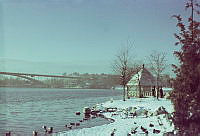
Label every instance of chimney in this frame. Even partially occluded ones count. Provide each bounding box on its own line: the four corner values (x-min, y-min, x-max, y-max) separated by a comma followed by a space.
142, 64, 144, 69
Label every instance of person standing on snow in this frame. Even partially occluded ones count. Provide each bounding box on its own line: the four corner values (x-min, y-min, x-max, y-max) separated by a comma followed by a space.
156, 87, 159, 99
160, 87, 164, 98
152, 86, 155, 97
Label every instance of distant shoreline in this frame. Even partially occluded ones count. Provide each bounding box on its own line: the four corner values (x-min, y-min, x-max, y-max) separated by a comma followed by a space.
0, 86, 113, 90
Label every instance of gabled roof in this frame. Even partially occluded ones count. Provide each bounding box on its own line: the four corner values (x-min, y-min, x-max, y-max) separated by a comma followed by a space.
127, 67, 156, 86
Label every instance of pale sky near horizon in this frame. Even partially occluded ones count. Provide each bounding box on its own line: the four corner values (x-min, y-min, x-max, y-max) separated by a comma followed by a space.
0, 0, 190, 74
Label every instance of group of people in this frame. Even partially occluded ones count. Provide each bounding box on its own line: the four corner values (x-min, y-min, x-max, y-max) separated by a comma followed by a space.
151, 86, 164, 98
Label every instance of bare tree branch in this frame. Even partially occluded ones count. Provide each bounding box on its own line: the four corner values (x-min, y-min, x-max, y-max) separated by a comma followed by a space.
112, 40, 136, 101
147, 51, 167, 87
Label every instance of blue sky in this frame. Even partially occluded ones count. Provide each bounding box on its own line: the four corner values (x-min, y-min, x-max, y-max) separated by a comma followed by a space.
0, 0, 189, 74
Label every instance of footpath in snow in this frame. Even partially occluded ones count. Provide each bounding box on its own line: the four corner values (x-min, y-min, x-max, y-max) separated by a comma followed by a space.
54, 97, 175, 136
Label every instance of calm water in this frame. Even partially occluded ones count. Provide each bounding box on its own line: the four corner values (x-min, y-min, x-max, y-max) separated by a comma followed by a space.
0, 88, 122, 136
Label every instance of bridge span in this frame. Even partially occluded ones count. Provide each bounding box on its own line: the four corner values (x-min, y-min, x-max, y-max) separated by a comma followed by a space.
0, 72, 83, 88
0, 72, 80, 79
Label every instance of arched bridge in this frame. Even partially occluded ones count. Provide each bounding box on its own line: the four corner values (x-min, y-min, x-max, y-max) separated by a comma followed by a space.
0, 72, 80, 79
0, 72, 81, 87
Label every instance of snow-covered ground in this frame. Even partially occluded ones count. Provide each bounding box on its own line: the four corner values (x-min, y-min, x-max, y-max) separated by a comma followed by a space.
54, 97, 175, 136
163, 87, 173, 92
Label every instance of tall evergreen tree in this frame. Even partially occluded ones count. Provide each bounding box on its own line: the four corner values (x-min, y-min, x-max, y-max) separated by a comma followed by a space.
172, 0, 200, 135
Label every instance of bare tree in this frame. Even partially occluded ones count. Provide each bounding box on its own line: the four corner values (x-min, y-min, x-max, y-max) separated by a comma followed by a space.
147, 51, 167, 97
112, 40, 135, 101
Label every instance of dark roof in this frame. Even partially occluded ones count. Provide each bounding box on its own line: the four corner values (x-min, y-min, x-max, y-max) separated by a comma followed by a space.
127, 67, 156, 86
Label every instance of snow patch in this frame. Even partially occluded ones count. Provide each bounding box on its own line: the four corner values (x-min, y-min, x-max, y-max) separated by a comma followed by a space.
54, 98, 175, 136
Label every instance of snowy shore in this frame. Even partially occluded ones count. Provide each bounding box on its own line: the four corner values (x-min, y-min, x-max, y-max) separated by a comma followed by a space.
54, 97, 175, 136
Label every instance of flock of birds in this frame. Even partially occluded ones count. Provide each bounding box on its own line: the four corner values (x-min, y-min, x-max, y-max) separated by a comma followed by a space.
110, 123, 162, 136
5, 111, 100, 136
109, 106, 175, 136
5, 106, 174, 136
5, 126, 55, 136
33, 126, 53, 136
